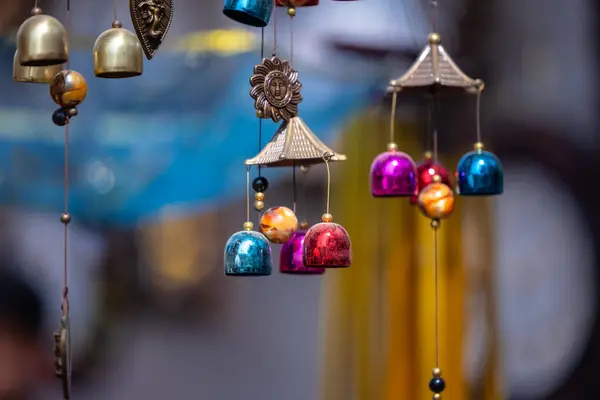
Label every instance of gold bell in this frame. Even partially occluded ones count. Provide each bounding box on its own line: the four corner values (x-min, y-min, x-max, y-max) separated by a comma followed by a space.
93, 21, 143, 78
13, 50, 62, 83
16, 7, 68, 66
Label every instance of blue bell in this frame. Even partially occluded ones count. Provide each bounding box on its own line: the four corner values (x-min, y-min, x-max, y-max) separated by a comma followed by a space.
223, 0, 274, 28
224, 223, 272, 276
456, 142, 503, 196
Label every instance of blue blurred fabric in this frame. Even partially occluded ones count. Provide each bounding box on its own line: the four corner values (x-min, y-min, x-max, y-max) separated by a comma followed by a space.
0, 40, 377, 226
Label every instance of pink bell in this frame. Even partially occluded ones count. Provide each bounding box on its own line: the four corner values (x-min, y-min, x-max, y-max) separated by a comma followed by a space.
303, 214, 351, 268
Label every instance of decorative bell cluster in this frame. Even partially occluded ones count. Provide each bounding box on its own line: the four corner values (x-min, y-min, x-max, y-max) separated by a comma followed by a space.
222, 0, 354, 277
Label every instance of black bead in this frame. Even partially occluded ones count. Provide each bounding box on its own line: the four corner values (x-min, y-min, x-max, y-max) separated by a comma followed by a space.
252, 176, 269, 192
52, 108, 68, 126
429, 377, 445, 393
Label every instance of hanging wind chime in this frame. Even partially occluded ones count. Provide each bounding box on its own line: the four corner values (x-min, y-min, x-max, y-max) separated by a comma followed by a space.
13, 0, 171, 396
222, 0, 352, 276
370, 0, 504, 398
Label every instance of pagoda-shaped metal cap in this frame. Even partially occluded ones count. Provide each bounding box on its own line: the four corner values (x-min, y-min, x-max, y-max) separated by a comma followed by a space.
388, 33, 484, 95
245, 116, 346, 167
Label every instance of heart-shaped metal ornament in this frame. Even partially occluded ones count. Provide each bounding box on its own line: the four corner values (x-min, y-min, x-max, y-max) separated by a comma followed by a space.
129, 0, 174, 60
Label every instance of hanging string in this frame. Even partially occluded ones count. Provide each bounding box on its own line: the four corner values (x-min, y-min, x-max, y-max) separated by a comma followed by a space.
430, 0, 438, 32
300, 166, 308, 222
66, 0, 71, 69
272, 0, 277, 55
433, 226, 440, 368
62, 123, 70, 315
292, 163, 297, 213
389, 91, 398, 144
246, 167, 251, 222
475, 90, 482, 143
258, 27, 265, 178
289, 10, 294, 65
113, 0, 117, 21
34, 0, 40, 8
323, 153, 331, 214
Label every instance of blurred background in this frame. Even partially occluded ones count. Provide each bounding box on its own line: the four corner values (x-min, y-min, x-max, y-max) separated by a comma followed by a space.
0, 0, 599, 399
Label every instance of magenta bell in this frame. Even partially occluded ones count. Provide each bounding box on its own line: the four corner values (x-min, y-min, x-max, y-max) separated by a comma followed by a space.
280, 230, 325, 275
370, 143, 417, 197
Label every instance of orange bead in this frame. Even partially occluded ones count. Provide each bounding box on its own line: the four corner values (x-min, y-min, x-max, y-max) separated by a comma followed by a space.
417, 182, 454, 219
259, 206, 298, 243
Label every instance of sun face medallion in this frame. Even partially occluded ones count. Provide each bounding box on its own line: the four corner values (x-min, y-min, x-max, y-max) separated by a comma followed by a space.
250, 55, 302, 123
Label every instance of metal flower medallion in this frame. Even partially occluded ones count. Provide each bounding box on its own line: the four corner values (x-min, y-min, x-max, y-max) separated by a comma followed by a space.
250, 55, 302, 123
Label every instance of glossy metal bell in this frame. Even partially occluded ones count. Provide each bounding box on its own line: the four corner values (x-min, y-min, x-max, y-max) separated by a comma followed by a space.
224, 224, 272, 276
280, 230, 325, 274
93, 21, 143, 78
410, 152, 451, 204
456, 142, 503, 196
370, 143, 417, 197
223, 0, 274, 28
17, 7, 68, 67
303, 214, 351, 268
13, 50, 62, 83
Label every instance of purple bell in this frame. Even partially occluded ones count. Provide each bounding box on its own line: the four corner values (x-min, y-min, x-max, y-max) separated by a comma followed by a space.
279, 229, 325, 275
370, 143, 417, 197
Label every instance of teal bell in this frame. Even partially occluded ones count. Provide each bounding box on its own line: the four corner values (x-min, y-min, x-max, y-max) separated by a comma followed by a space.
223, 0, 274, 28
224, 224, 272, 276
456, 142, 503, 196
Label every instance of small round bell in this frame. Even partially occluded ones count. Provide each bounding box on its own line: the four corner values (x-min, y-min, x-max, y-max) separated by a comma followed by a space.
456, 142, 503, 196
223, 0, 274, 28
17, 7, 68, 67
93, 21, 143, 78
370, 143, 417, 197
13, 50, 62, 83
225, 222, 272, 276
275, 0, 318, 6
280, 230, 325, 274
49, 70, 87, 108
410, 152, 451, 204
303, 214, 351, 268
259, 206, 298, 244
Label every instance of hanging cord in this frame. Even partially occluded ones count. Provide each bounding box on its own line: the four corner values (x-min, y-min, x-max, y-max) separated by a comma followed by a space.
322, 153, 331, 215
389, 91, 398, 144
289, 9, 294, 65
475, 89, 482, 143
300, 166, 308, 222
257, 27, 265, 178
62, 124, 70, 315
34, 0, 39, 9
272, 0, 277, 55
61, 0, 73, 317
113, 0, 117, 21
433, 226, 440, 368
430, 0, 438, 32
66, 0, 71, 69
292, 163, 297, 214
246, 167, 251, 223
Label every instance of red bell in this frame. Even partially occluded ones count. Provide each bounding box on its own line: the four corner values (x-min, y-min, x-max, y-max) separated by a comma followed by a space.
275, 0, 318, 6
409, 152, 451, 204
303, 214, 351, 268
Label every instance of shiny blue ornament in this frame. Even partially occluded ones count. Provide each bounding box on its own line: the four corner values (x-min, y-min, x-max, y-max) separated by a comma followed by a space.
224, 230, 272, 276
223, 0, 274, 28
456, 145, 503, 196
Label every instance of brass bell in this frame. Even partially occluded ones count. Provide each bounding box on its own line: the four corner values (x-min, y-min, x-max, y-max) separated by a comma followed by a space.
13, 50, 62, 83
16, 7, 68, 67
93, 21, 143, 78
